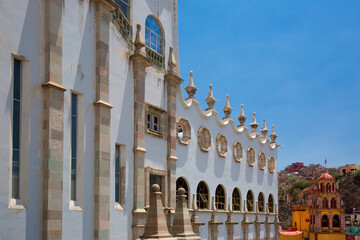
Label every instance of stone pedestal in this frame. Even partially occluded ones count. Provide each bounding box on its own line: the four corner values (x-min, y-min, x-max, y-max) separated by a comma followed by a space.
208, 196, 223, 240
225, 201, 239, 240
190, 194, 205, 236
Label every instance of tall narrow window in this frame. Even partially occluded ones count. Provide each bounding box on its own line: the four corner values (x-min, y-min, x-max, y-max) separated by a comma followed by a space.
176, 177, 189, 207
115, 145, 121, 203
258, 192, 264, 212
145, 16, 163, 55
71, 93, 77, 201
246, 190, 254, 212
12, 59, 21, 199
268, 194, 274, 213
215, 185, 226, 210
196, 181, 209, 209
114, 0, 130, 19
232, 188, 241, 211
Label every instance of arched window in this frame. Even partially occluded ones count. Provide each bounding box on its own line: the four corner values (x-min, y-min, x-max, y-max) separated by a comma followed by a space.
232, 188, 241, 211
333, 215, 340, 228
196, 181, 209, 209
331, 198, 337, 208
321, 183, 324, 192
322, 198, 328, 208
145, 16, 163, 55
321, 215, 328, 228
258, 192, 265, 212
247, 190, 254, 212
326, 183, 331, 192
233, 141, 243, 162
114, 0, 130, 19
332, 183, 335, 192
215, 185, 226, 210
176, 177, 189, 207
268, 194, 274, 213
247, 147, 255, 166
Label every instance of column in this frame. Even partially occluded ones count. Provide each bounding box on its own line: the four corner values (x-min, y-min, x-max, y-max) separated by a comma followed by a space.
93, 1, 115, 239
131, 25, 151, 239
164, 46, 183, 211
42, 0, 65, 239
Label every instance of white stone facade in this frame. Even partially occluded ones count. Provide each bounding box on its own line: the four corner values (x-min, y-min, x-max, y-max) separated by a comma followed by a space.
0, 0, 278, 239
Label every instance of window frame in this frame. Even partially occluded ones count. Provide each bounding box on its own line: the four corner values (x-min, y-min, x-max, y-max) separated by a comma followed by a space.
232, 188, 241, 211
176, 177, 190, 208
196, 181, 209, 210
145, 15, 164, 55
215, 185, 226, 210
246, 190, 254, 212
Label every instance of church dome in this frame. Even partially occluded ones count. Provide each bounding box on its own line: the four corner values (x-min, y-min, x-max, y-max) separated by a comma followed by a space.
318, 171, 333, 180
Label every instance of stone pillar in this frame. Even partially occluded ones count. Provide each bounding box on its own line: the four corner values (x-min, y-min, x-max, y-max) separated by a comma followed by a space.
141, 184, 176, 240
208, 196, 223, 240
93, 1, 115, 239
242, 200, 250, 240
164, 47, 183, 213
131, 24, 152, 239
274, 205, 280, 240
265, 204, 272, 240
42, 0, 65, 239
190, 193, 205, 236
171, 188, 200, 239
254, 203, 263, 240
225, 200, 238, 240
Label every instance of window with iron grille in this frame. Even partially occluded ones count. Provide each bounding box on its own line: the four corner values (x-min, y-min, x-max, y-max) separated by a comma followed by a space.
71, 93, 78, 201
268, 194, 274, 213
176, 177, 189, 207
232, 188, 241, 211
215, 185, 226, 210
247, 190, 254, 212
196, 181, 209, 209
258, 192, 264, 212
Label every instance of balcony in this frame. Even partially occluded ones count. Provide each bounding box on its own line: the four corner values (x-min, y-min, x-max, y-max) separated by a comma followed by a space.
111, 8, 132, 46
145, 47, 165, 69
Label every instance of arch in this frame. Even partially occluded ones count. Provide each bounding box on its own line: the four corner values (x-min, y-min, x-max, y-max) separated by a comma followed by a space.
246, 190, 254, 212
321, 183, 324, 192
322, 197, 328, 208
333, 215, 340, 228
176, 177, 189, 207
145, 15, 164, 55
331, 198, 337, 208
258, 192, 265, 212
232, 188, 241, 211
321, 215, 329, 228
215, 184, 226, 210
196, 181, 209, 209
332, 183, 335, 192
268, 194, 274, 213
326, 183, 331, 192
247, 147, 255, 166
258, 152, 266, 170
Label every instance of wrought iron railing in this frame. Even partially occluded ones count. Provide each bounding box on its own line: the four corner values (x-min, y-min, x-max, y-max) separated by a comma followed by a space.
111, 8, 132, 46
145, 47, 165, 69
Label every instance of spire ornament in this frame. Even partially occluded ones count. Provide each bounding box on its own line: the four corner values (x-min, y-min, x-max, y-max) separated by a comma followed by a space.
269, 124, 278, 143
167, 46, 177, 73
222, 94, 233, 120
237, 104, 247, 127
134, 24, 145, 52
260, 119, 269, 138
184, 71, 198, 100
205, 84, 217, 111
249, 112, 259, 136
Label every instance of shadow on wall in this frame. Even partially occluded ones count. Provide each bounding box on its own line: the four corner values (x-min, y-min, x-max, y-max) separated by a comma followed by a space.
195, 146, 209, 173
257, 168, 264, 185
214, 155, 225, 178
246, 165, 254, 183
230, 155, 241, 182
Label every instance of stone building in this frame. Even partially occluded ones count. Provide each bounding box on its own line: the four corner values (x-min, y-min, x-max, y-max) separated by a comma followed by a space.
339, 164, 360, 176
0, 0, 279, 239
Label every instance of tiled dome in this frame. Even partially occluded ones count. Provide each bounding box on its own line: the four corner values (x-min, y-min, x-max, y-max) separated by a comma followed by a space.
318, 171, 333, 180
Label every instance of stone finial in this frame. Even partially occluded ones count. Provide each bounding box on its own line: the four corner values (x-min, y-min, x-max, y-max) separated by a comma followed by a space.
222, 94, 233, 120
237, 104, 247, 127
260, 119, 269, 138
205, 84, 217, 111
184, 71, 198, 100
190, 193, 205, 236
211, 196, 217, 212
270, 124, 278, 143
134, 24, 145, 51
140, 184, 175, 240
249, 112, 259, 136
167, 46, 177, 72
171, 188, 200, 239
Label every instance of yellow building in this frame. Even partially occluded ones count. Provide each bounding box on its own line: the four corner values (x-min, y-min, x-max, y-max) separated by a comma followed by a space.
292, 205, 310, 231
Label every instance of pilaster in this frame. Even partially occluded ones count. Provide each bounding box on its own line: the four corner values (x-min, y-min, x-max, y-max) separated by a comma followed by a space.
42, 0, 65, 239
93, 1, 115, 240
131, 25, 152, 239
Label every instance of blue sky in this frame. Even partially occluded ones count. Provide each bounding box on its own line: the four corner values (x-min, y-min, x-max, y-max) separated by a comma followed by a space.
177, 1, 360, 170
